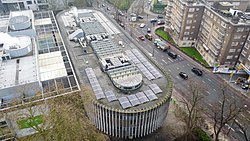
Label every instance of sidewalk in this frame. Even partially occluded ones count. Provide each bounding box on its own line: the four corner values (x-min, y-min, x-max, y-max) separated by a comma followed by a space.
172, 88, 230, 141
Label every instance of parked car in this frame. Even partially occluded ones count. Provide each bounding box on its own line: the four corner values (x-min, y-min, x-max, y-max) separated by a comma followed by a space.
138, 35, 145, 41
147, 28, 151, 33
179, 72, 188, 79
168, 51, 177, 59
119, 23, 125, 28
157, 15, 164, 19
191, 68, 203, 76
150, 19, 157, 23
107, 7, 111, 11
137, 15, 144, 19
157, 20, 165, 25
145, 34, 153, 41
140, 23, 146, 28
102, 4, 106, 7
241, 83, 249, 90
130, 13, 136, 17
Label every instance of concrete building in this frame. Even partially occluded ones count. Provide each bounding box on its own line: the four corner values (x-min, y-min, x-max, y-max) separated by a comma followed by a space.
0, 0, 49, 12
170, 0, 204, 47
0, 10, 79, 109
60, 8, 173, 139
165, 0, 173, 26
196, 4, 250, 67
238, 33, 250, 67
205, 0, 250, 12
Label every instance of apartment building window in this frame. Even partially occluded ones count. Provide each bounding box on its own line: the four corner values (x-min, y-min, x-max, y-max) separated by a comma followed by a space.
237, 27, 244, 32
191, 32, 194, 34
193, 20, 197, 23
234, 55, 238, 58
189, 37, 193, 40
240, 42, 244, 46
237, 49, 241, 52
226, 56, 233, 59
27, 1, 32, 4
214, 16, 217, 21
189, 8, 195, 12
242, 35, 247, 39
244, 43, 249, 49
229, 49, 236, 53
231, 42, 238, 46
184, 32, 189, 35
242, 50, 247, 56
188, 14, 194, 18
183, 37, 189, 40
248, 55, 250, 61
192, 26, 195, 28
210, 14, 213, 18
233, 35, 241, 39
246, 28, 250, 31
186, 20, 192, 24
185, 26, 191, 30
196, 8, 199, 11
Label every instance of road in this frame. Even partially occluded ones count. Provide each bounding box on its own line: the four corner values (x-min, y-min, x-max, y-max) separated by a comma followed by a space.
97, 1, 250, 140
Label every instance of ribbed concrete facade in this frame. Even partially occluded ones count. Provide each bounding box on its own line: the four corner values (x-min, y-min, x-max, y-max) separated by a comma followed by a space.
91, 97, 171, 139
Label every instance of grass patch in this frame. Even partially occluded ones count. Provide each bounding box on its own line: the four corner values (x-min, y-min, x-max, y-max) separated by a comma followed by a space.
180, 47, 209, 67
17, 115, 43, 129
107, 0, 134, 10
155, 27, 176, 45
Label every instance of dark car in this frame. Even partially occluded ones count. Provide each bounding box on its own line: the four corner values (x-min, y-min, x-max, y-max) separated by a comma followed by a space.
179, 72, 188, 79
191, 68, 203, 76
241, 83, 249, 90
168, 51, 177, 59
137, 15, 144, 19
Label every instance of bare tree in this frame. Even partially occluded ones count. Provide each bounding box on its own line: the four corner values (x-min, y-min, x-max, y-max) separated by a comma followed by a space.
175, 79, 205, 141
234, 115, 250, 141
211, 84, 247, 141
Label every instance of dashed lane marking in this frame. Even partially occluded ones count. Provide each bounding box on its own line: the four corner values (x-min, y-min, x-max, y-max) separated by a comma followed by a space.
162, 59, 168, 64
202, 80, 205, 83
176, 67, 179, 70
208, 79, 212, 82
187, 64, 190, 66
207, 91, 210, 94
213, 89, 216, 92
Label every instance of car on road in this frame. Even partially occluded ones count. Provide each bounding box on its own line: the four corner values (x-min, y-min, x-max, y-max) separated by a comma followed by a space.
168, 51, 177, 59
157, 20, 165, 25
157, 15, 164, 19
145, 34, 153, 41
140, 23, 146, 28
150, 19, 157, 23
147, 28, 151, 33
191, 68, 203, 76
179, 72, 188, 79
137, 15, 144, 19
102, 4, 105, 7
107, 7, 111, 11
241, 83, 249, 90
138, 35, 145, 41
119, 23, 125, 28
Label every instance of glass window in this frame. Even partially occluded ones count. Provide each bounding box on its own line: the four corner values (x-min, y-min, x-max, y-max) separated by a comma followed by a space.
27, 1, 32, 4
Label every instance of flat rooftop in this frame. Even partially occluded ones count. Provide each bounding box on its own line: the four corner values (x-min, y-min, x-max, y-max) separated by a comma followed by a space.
0, 56, 37, 89
66, 9, 170, 110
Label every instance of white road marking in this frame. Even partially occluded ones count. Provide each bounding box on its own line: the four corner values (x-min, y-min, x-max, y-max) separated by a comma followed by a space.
219, 101, 222, 104
162, 59, 168, 64
247, 110, 250, 115
202, 80, 205, 83
161, 55, 164, 58
182, 66, 185, 68
176, 76, 180, 79
176, 67, 179, 70
187, 64, 190, 66
208, 79, 212, 82
160, 63, 163, 65
231, 95, 235, 99
213, 89, 216, 92
209, 103, 212, 107
241, 114, 246, 118
207, 91, 210, 94
168, 69, 171, 72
